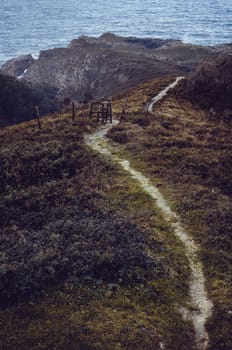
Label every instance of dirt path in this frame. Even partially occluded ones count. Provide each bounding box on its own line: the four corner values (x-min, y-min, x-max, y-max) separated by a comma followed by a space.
85, 78, 213, 350
147, 76, 185, 113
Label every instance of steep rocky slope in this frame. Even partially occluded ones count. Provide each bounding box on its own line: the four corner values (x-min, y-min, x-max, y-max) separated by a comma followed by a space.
21, 45, 181, 101
1, 33, 229, 128
1, 54, 35, 77
1, 33, 220, 102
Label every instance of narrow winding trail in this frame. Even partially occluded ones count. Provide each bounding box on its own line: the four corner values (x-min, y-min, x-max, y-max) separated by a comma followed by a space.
147, 76, 185, 113
85, 78, 213, 350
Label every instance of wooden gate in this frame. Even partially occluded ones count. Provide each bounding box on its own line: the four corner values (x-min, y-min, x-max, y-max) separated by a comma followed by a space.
89, 99, 112, 123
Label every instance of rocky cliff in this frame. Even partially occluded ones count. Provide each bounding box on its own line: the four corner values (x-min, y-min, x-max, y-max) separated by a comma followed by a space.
1, 33, 220, 102
1, 33, 230, 126
1, 54, 35, 78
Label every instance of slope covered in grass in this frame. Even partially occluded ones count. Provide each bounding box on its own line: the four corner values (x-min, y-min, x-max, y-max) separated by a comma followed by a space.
0, 109, 194, 349
2, 65, 231, 348
109, 75, 232, 350
186, 54, 232, 111
0, 71, 58, 127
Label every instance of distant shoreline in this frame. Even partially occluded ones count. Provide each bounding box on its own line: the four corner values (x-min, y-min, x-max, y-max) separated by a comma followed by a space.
1, 0, 231, 67
1, 34, 232, 68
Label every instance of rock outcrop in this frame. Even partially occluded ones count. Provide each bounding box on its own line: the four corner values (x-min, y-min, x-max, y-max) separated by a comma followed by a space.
23, 46, 182, 101
1, 54, 35, 78
1, 34, 230, 126
1, 33, 219, 102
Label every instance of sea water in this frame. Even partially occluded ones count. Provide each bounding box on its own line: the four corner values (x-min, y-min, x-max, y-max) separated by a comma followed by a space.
0, 0, 231, 66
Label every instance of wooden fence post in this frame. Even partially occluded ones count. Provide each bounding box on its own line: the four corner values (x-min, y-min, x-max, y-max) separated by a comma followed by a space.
72, 101, 75, 124
89, 102, 93, 119
120, 97, 128, 122
145, 103, 149, 116
97, 105, 101, 122
101, 101, 105, 123
107, 98, 112, 123
35, 106, 41, 129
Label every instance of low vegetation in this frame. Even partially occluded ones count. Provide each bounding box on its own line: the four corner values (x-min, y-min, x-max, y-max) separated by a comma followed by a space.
181, 54, 232, 113
109, 73, 232, 349
0, 72, 58, 127
1, 57, 231, 348
0, 109, 193, 349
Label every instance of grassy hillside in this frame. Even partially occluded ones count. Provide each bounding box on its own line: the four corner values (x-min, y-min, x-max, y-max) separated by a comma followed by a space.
0, 71, 58, 127
109, 75, 232, 350
0, 108, 194, 349
1, 68, 231, 349
184, 54, 232, 112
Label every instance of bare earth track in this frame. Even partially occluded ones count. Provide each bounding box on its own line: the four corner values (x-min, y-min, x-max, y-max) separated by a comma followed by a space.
85, 78, 213, 350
